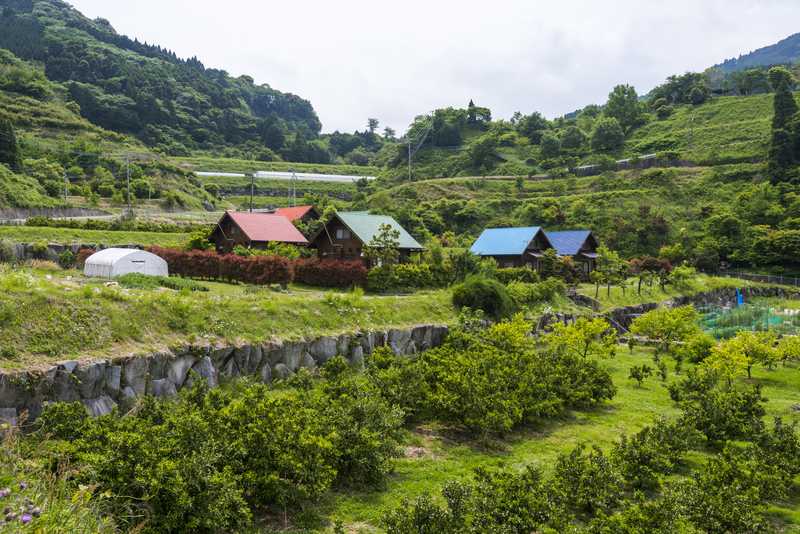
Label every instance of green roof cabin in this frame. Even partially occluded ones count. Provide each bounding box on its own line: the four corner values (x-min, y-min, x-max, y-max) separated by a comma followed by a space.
311, 211, 423, 264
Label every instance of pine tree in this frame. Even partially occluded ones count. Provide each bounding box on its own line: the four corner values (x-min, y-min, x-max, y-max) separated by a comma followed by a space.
768, 67, 799, 179
0, 119, 21, 171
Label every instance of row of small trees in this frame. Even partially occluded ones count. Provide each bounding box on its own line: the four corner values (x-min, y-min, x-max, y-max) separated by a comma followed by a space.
382, 309, 800, 533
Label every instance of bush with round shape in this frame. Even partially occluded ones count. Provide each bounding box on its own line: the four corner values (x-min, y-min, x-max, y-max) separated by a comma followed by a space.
451, 276, 514, 319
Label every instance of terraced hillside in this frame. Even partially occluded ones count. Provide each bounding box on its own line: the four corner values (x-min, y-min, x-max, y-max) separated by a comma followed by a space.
369, 162, 798, 270
624, 93, 778, 164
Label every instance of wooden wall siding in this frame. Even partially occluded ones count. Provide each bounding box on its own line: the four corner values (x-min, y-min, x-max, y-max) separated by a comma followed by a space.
313, 218, 364, 260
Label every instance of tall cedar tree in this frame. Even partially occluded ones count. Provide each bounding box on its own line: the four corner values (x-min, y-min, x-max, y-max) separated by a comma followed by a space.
768, 67, 799, 181
0, 119, 21, 171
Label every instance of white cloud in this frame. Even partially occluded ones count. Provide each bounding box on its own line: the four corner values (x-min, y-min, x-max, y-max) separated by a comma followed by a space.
68, 0, 799, 133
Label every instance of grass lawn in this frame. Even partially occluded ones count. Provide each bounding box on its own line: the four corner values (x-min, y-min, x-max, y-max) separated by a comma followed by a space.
0, 226, 192, 248
313, 347, 800, 533
0, 267, 456, 370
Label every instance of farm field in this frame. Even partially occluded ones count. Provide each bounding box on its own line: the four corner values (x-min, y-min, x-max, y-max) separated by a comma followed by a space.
318, 347, 800, 533
0, 225, 193, 248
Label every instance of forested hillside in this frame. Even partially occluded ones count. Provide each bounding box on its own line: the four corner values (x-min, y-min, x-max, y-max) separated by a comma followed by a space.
717, 32, 800, 73
0, 0, 320, 158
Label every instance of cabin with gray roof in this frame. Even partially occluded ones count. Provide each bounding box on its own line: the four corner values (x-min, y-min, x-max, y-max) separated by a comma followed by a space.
545, 230, 599, 275
469, 226, 553, 268
311, 211, 423, 264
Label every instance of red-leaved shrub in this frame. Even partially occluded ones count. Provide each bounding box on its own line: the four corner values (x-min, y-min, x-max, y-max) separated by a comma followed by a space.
294, 258, 367, 288
148, 247, 292, 286
75, 248, 96, 269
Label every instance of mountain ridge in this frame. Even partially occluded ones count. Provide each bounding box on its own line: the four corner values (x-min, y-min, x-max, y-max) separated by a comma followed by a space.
716, 32, 800, 73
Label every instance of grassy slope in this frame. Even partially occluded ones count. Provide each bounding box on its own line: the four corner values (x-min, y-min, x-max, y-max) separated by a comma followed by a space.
0, 225, 192, 247
625, 93, 783, 164
0, 267, 455, 370
577, 274, 752, 311
321, 349, 800, 533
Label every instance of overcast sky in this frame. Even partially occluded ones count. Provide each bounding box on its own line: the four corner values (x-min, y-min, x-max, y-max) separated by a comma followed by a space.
68, 0, 799, 134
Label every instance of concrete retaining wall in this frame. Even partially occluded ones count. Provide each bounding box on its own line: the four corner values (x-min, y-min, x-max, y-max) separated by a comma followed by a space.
0, 324, 449, 425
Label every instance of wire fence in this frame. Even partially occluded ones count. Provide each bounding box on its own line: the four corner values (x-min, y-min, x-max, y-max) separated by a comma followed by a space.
719, 271, 800, 287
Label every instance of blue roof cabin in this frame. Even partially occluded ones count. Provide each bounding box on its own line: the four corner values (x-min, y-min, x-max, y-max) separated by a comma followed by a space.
545, 230, 599, 274
470, 226, 553, 268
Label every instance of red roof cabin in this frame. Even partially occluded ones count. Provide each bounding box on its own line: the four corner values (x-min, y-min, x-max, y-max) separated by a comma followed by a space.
272, 205, 320, 224
210, 211, 309, 253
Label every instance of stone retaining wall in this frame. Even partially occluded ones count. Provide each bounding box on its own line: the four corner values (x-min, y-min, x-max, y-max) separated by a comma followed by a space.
0, 324, 449, 425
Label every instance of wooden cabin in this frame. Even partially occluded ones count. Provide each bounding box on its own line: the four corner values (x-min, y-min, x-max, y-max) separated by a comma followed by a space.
310, 211, 423, 264
272, 205, 320, 224
469, 227, 553, 268
209, 211, 309, 253
545, 230, 599, 275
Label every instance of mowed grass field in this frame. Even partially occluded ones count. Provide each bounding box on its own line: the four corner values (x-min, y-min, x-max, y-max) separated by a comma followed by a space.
311, 347, 800, 533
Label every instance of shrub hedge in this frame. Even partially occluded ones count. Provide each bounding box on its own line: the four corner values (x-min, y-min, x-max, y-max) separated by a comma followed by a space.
149, 247, 369, 288
149, 247, 293, 286
294, 258, 367, 288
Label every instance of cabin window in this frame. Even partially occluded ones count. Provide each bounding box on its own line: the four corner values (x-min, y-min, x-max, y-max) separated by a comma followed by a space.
336, 228, 350, 240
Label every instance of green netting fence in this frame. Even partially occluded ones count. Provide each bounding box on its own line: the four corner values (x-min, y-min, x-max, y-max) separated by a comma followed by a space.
699, 302, 800, 339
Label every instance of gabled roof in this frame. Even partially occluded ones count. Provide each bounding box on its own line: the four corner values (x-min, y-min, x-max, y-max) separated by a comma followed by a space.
223, 211, 309, 244
273, 205, 317, 222
546, 230, 595, 256
336, 211, 423, 250
470, 227, 549, 256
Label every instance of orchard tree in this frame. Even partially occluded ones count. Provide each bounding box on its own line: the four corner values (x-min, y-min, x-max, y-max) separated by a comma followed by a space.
630, 306, 701, 355
591, 117, 625, 152
594, 245, 626, 298
706, 331, 777, 383
777, 336, 800, 366
543, 317, 617, 360
628, 364, 653, 387
605, 84, 643, 133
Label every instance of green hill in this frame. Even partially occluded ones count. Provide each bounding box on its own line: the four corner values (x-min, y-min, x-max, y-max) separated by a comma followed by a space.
0, 0, 320, 157
369, 160, 800, 273
717, 32, 800, 73
624, 93, 775, 164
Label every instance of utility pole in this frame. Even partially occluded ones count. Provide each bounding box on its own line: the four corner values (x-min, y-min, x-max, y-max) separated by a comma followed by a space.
249, 172, 255, 213
63, 170, 68, 202
408, 142, 412, 182
291, 169, 297, 207
125, 154, 132, 216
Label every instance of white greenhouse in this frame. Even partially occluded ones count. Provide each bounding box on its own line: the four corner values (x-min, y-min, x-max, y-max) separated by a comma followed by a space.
83, 248, 168, 278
